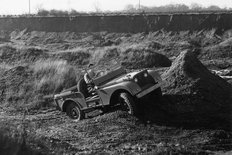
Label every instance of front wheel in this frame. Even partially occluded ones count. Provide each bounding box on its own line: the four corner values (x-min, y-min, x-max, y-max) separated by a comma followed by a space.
66, 102, 84, 121
119, 92, 138, 115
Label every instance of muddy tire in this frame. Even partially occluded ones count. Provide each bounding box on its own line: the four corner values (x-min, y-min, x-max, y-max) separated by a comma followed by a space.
119, 92, 137, 115
66, 102, 84, 121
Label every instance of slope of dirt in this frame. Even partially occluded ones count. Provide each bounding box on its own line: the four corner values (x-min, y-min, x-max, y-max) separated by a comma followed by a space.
10, 30, 77, 45
54, 51, 90, 65
1, 13, 232, 33
1, 109, 232, 155
0, 66, 36, 109
161, 50, 232, 128
0, 30, 232, 154
201, 37, 232, 60
121, 48, 172, 69
0, 44, 49, 64
0, 63, 79, 110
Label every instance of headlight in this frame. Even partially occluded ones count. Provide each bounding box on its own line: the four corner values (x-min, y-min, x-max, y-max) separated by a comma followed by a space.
134, 78, 138, 83
144, 73, 148, 77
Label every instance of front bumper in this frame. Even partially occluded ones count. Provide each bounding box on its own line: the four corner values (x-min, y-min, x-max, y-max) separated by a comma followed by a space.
136, 83, 161, 98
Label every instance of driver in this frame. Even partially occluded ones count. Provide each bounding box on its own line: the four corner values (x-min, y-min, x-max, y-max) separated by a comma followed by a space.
84, 64, 96, 95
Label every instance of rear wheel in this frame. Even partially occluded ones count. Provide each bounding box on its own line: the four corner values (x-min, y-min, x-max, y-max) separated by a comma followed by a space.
66, 102, 84, 121
119, 92, 137, 115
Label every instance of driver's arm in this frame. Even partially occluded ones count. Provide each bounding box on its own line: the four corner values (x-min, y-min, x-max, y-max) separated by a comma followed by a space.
84, 73, 91, 84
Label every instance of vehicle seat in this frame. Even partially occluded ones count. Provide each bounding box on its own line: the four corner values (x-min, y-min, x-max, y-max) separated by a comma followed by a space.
77, 78, 89, 98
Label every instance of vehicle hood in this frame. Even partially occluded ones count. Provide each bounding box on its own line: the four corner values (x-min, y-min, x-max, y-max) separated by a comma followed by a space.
100, 70, 142, 86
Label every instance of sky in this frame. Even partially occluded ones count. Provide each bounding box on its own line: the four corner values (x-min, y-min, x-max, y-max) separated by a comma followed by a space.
0, 0, 232, 15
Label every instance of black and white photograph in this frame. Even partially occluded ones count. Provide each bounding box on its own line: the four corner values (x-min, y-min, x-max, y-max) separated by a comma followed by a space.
0, 0, 232, 154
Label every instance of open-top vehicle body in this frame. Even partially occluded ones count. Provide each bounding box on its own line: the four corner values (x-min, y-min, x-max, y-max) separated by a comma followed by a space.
54, 66, 162, 120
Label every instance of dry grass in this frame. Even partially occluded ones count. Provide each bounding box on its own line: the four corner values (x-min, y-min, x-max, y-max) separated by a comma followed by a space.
0, 63, 15, 72
32, 59, 79, 95
0, 30, 232, 154
1, 30, 230, 111
0, 117, 47, 155
54, 49, 90, 65
0, 59, 82, 110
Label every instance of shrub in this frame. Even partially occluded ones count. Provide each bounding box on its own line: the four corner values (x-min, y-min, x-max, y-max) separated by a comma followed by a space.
37, 9, 49, 16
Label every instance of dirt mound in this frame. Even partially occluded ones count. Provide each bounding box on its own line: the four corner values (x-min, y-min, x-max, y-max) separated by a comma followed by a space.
95, 47, 120, 66
219, 37, 232, 46
30, 109, 232, 154
0, 66, 35, 108
121, 48, 171, 69
10, 30, 80, 46
161, 50, 232, 126
0, 44, 16, 61
91, 110, 138, 123
55, 51, 90, 65
0, 45, 48, 64
201, 38, 232, 60
0, 59, 80, 110
0, 30, 10, 42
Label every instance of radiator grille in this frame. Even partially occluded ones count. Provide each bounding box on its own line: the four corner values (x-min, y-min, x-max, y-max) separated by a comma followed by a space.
134, 71, 157, 89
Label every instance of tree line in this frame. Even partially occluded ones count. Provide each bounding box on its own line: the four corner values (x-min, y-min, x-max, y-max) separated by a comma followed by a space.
36, 3, 231, 17
124, 3, 230, 13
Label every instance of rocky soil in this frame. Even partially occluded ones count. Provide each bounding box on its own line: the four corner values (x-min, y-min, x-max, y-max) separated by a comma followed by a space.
0, 29, 232, 154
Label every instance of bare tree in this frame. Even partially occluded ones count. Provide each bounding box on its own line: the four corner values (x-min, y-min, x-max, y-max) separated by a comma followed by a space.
207, 5, 221, 11
93, 0, 102, 13
35, 3, 44, 13
190, 3, 203, 11
37, 9, 49, 16
124, 4, 136, 12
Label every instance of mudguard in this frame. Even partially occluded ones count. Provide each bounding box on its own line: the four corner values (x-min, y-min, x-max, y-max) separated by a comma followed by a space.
55, 92, 87, 111
147, 70, 162, 83
97, 81, 141, 106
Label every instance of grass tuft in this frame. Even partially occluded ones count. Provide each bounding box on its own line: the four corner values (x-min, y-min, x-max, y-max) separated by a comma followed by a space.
32, 59, 79, 95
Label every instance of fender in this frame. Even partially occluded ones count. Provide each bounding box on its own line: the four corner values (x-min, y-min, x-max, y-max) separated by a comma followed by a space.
58, 92, 87, 111
147, 70, 162, 83
98, 81, 141, 105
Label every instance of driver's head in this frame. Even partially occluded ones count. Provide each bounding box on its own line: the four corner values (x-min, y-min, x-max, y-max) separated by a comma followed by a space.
87, 63, 95, 78
88, 63, 94, 68
88, 70, 95, 78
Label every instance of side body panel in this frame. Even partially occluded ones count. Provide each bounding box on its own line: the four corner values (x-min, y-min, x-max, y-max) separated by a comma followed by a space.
147, 70, 162, 83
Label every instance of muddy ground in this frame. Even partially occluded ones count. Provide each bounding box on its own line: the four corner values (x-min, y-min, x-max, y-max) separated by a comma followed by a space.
0, 29, 232, 154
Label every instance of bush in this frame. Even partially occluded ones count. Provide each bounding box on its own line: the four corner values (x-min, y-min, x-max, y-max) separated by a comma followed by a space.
37, 9, 49, 16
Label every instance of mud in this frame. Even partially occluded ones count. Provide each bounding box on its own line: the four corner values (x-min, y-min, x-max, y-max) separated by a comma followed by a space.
161, 50, 232, 128
121, 48, 172, 69
0, 29, 232, 154
1, 108, 232, 155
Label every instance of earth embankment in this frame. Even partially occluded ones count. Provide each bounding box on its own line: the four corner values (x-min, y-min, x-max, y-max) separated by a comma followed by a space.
0, 28, 232, 154
0, 13, 232, 33
161, 50, 232, 128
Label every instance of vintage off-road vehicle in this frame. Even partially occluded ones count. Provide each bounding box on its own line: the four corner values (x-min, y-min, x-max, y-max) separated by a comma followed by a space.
54, 66, 162, 120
